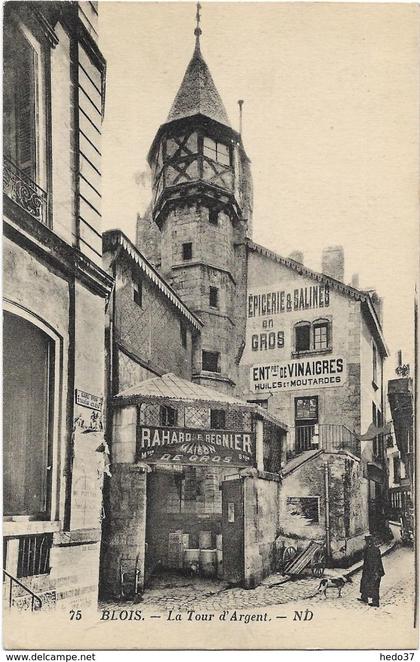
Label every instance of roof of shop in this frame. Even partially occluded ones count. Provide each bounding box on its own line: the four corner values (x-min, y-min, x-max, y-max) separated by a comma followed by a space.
114, 373, 288, 430
247, 240, 389, 357
103, 230, 202, 331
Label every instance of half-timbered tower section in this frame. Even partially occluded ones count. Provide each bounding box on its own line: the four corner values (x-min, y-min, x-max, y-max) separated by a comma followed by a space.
138, 30, 253, 395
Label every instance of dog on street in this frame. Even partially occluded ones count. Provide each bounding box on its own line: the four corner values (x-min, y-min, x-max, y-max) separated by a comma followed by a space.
316, 575, 352, 598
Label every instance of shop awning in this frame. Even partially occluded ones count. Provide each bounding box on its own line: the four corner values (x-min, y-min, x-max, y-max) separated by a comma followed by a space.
114, 372, 288, 431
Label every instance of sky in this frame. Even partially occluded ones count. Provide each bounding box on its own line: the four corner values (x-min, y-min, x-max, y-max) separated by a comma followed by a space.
99, 2, 418, 381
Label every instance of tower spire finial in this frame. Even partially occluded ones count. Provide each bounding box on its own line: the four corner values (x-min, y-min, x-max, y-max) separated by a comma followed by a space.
194, 2, 202, 51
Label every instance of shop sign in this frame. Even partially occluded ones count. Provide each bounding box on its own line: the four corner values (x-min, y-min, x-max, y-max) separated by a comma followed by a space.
248, 284, 330, 318
75, 389, 103, 411
250, 356, 346, 393
137, 426, 255, 467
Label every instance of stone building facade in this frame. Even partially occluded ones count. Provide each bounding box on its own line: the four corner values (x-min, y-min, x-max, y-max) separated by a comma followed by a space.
236, 242, 389, 561
3, 1, 112, 610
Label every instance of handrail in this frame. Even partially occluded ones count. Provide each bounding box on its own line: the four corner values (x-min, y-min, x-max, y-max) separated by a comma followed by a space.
292, 423, 360, 456
3, 569, 42, 611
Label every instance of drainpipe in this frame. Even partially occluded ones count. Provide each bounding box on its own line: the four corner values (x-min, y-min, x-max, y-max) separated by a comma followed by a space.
255, 416, 264, 472
64, 278, 76, 531
324, 462, 331, 562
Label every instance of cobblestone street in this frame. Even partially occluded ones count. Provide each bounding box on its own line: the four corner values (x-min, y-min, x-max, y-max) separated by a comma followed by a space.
100, 544, 415, 616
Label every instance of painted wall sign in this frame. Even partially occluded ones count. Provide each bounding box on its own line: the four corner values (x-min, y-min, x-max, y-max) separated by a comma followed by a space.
75, 389, 103, 411
248, 284, 330, 318
250, 356, 346, 392
137, 426, 255, 467
251, 329, 285, 353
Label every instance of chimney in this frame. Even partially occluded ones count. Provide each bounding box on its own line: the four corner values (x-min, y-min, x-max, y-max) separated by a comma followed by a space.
351, 273, 359, 289
289, 250, 304, 264
322, 245, 344, 282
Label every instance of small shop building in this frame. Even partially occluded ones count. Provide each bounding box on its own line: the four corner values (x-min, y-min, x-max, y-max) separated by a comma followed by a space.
100, 373, 287, 596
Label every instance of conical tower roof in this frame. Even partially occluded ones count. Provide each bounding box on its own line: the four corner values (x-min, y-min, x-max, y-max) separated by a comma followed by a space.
167, 41, 231, 127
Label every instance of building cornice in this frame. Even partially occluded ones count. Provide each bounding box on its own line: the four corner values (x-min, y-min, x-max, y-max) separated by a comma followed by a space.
103, 229, 203, 331
170, 260, 236, 285
4, 209, 113, 298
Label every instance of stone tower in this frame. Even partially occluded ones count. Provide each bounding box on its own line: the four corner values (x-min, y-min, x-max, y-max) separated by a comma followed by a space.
144, 15, 253, 393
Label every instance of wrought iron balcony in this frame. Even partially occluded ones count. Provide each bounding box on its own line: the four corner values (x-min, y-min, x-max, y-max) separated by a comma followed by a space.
3, 156, 48, 225
292, 423, 360, 457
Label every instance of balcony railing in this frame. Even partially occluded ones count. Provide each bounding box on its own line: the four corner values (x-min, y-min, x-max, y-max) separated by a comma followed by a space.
292, 424, 360, 457
3, 156, 48, 225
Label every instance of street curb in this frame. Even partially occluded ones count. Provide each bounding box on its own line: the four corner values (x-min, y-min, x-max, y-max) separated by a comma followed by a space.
343, 541, 398, 580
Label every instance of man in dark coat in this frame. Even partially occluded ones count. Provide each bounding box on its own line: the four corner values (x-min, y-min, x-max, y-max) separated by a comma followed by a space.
359, 535, 385, 607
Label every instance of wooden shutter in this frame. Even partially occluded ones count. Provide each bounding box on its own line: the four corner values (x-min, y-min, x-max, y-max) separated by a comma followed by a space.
15, 29, 37, 180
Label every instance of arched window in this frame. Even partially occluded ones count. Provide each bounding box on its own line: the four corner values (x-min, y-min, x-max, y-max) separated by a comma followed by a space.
294, 321, 311, 352
3, 311, 54, 517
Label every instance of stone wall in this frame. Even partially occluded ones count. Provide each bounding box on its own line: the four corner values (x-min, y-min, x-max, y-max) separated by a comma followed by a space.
117, 350, 158, 392
158, 202, 248, 393
4, 536, 102, 612
100, 465, 148, 599
114, 255, 193, 387
243, 475, 281, 588
280, 451, 369, 564
160, 203, 235, 280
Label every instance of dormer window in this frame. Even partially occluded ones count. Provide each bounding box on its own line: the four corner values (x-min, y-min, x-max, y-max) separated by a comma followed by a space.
203, 137, 230, 166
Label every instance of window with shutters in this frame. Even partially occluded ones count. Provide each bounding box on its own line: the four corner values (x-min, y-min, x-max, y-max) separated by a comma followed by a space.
3, 311, 54, 518
372, 342, 378, 388
293, 319, 331, 354
294, 322, 311, 352
3, 20, 48, 223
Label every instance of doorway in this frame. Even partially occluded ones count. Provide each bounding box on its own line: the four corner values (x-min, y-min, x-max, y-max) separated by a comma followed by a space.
144, 466, 244, 589
221, 478, 244, 584
294, 396, 319, 453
